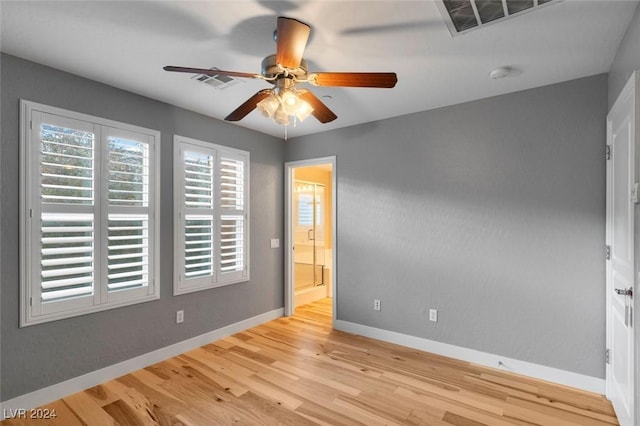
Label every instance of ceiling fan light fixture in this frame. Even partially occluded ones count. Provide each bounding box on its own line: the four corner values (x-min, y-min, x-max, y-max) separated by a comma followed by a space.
274, 106, 291, 125
256, 88, 315, 125
256, 94, 280, 118
280, 89, 300, 115
295, 99, 314, 122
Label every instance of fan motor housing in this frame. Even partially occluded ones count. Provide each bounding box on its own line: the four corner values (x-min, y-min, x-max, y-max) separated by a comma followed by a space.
262, 54, 308, 82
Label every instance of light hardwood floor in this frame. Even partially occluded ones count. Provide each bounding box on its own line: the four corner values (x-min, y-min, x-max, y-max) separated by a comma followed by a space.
3, 298, 618, 425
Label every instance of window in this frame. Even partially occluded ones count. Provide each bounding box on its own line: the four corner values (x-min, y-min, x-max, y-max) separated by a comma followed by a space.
20, 100, 160, 326
174, 135, 249, 295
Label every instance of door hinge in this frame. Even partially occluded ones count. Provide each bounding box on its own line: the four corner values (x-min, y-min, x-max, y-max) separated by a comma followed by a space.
606, 245, 611, 260
606, 348, 610, 364
606, 144, 612, 160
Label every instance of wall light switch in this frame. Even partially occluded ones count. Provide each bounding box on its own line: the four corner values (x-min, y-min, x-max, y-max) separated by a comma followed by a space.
176, 310, 184, 324
270, 238, 280, 248
429, 309, 438, 322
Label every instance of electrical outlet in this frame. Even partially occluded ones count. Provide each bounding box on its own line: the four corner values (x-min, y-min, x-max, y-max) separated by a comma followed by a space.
176, 310, 184, 324
429, 309, 438, 322
270, 238, 280, 248
374, 299, 381, 311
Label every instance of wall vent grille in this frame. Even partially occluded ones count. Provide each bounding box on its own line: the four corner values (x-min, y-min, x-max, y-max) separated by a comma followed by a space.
436, 0, 558, 36
191, 67, 244, 90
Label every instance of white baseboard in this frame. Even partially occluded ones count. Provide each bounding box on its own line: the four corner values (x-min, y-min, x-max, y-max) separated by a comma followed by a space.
0, 308, 283, 412
334, 319, 605, 395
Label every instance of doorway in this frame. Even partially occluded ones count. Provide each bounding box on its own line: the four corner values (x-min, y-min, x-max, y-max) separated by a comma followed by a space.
606, 70, 637, 426
285, 156, 336, 323
293, 179, 326, 293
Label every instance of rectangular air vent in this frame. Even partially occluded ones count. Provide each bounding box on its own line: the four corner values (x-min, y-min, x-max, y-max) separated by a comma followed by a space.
437, 0, 558, 36
191, 67, 244, 90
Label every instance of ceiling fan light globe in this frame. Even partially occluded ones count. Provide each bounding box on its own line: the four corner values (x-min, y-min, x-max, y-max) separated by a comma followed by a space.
280, 90, 300, 116
274, 106, 290, 125
257, 95, 279, 118
295, 100, 314, 122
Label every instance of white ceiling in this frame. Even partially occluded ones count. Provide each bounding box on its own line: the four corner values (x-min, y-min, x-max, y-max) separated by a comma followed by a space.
1, 0, 638, 139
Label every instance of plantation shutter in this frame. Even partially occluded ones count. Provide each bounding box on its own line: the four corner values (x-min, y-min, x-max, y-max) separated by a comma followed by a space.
174, 137, 249, 295
22, 101, 160, 326
183, 149, 215, 282
104, 128, 154, 302
35, 113, 97, 315
218, 154, 246, 281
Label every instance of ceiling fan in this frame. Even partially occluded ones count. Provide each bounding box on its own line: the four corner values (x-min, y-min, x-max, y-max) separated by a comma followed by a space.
164, 17, 398, 126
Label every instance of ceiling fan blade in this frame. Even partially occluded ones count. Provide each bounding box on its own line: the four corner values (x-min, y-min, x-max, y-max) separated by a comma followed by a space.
298, 90, 337, 123
308, 72, 398, 88
164, 66, 259, 79
225, 90, 273, 122
276, 17, 311, 69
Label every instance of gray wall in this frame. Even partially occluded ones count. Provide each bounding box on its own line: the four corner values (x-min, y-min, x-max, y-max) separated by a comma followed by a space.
286, 74, 608, 379
0, 54, 285, 401
608, 2, 640, 108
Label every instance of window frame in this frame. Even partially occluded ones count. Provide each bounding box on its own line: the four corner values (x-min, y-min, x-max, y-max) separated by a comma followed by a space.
20, 100, 161, 327
173, 135, 250, 295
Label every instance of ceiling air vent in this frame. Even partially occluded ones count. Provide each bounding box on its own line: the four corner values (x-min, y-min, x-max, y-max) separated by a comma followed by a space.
436, 0, 557, 36
190, 67, 244, 90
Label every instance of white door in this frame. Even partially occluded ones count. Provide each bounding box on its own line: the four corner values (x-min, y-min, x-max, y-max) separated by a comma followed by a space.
606, 71, 637, 426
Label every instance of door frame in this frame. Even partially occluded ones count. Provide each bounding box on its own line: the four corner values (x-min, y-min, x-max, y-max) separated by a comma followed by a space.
284, 156, 336, 325
606, 70, 638, 426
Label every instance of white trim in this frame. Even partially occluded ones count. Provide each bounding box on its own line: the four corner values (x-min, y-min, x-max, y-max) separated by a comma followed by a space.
0, 308, 283, 412
284, 156, 337, 327
335, 319, 605, 395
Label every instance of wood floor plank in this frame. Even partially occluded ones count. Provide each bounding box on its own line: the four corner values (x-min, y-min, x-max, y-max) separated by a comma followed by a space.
395, 386, 521, 426
61, 392, 117, 425
407, 407, 450, 426
2, 298, 619, 425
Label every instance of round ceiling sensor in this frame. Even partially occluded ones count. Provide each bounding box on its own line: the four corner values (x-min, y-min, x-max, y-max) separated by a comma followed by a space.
490, 66, 512, 80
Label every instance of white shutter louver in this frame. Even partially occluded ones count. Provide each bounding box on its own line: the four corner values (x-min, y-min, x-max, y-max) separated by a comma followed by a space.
219, 157, 244, 209
184, 150, 214, 209
40, 123, 94, 205
39, 120, 95, 305
182, 150, 214, 281
185, 216, 213, 278
106, 135, 152, 294
220, 215, 244, 273
108, 137, 148, 207
107, 215, 149, 291
219, 156, 245, 275
40, 213, 94, 302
